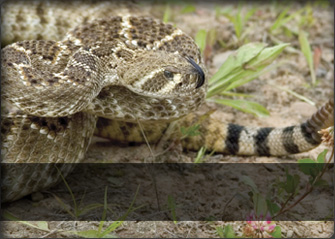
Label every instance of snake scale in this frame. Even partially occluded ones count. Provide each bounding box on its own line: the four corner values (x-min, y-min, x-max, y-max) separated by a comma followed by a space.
1, 1, 334, 202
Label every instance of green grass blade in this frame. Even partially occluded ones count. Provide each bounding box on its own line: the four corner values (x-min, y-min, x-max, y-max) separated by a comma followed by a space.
55, 166, 78, 218
98, 186, 109, 233
80, 203, 104, 218
100, 185, 141, 237
216, 226, 224, 238
209, 98, 269, 117
70, 230, 104, 238
194, 146, 207, 163
270, 8, 289, 32
167, 195, 178, 224
207, 43, 289, 98
246, 43, 290, 69
269, 83, 315, 105
181, 4, 196, 14
2, 211, 50, 232
209, 42, 266, 86
53, 194, 76, 218
163, 4, 171, 23
195, 29, 207, 54
270, 7, 305, 32
220, 92, 254, 98
299, 30, 316, 84
223, 60, 286, 92
234, 8, 243, 39
244, 7, 256, 23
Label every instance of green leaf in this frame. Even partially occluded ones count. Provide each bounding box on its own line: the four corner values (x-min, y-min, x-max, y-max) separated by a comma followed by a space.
2, 211, 50, 232
316, 149, 328, 171
194, 146, 207, 163
207, 28, 217, 47
284, 173, 300, 194
220, 92, 254, 98
216, 226, 224, 238
299, 30, 316, 84
163, 4, 171, 23
317, 149, 328, 164
314, 179, 329, 187
73, 230, 116, 238
298, 158, 316, 164
223, 224, 236, 238
210, 99, 269, 117
270, 7, 305, 33
36, 221, 49, 231
244, 7, 256, 23
180, 124, 201, 137
266, 200, 281, 216
269, 84, 315, 106
210, 42, 266, 85
270, 8, 290, 32
207, 43, 289, 98
247, 43, 290, 69
195, 29, 207, 54
298, 158, 319, 177
240, 175, 259, 193
253, 193, 267, 217
234, 8, 243, 39
79, 203, 104, 217
98, 186, 109, 234
181, 4, 196, 14
271, 226, 282, 238
99, 185, 141, 238
168, 195, 178, 224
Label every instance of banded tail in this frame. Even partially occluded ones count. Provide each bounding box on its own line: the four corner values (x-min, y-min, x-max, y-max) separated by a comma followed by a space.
180, 99, 334, 156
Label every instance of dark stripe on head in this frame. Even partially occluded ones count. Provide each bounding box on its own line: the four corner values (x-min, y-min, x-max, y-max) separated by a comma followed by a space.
254, 127, 274, 156
282, 126, 300, 154
225, 123, 244, 155
300, 122, 321, 145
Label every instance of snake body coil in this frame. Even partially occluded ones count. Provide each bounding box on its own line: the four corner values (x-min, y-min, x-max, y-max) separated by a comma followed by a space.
1, 2, 333, 202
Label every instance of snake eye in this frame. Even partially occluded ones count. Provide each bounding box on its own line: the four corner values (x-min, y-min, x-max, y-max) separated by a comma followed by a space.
164, 70, 174, 80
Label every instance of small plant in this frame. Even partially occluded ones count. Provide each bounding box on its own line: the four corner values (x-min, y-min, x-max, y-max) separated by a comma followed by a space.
216, 224, 236, 238
167, 195, 178, 224
299, 30, 316, 85
216, 219, 281, 238
195, 28, 217, 62
180, 4, 196, 14
206, 42, 289, 117
194, 146, 207, 163
216, 129, 333, 238
269, 7, 304, 34
269, 5, 314, 35
54, 166, 104, 220
243, 212, 280, 238
162, 4, 172, 23
195, 29, 207, 54
216, 4, 256, 43
71, 185, 143, 238
2, 211, 51, 233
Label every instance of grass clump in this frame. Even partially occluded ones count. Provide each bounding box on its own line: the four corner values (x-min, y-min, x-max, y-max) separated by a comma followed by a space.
206, 42, 289, 117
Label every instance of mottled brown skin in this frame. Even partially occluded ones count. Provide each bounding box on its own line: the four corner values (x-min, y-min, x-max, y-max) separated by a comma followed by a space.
1, 1, 334, 202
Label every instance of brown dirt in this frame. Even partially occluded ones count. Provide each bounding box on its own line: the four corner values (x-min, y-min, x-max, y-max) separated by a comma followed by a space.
1, 1, 334, 238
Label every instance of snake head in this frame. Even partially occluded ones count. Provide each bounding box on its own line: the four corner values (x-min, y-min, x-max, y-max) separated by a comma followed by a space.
93, 50, 208, 122
120, 51, 207, 99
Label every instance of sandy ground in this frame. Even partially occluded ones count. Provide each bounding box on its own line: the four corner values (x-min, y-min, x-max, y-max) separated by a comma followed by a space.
1, 1, 334, 238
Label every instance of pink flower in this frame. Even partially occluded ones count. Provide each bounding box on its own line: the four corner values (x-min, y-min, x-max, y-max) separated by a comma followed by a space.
243, 212, 276, 238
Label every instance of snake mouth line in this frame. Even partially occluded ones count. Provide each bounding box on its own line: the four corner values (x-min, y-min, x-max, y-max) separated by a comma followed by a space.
186, 56, 205, 89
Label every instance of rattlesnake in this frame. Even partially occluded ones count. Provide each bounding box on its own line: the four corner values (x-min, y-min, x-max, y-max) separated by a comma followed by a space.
1, 1, 334, 203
